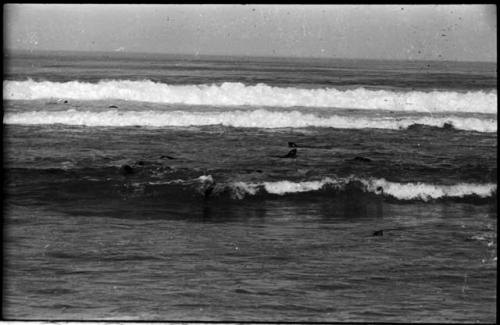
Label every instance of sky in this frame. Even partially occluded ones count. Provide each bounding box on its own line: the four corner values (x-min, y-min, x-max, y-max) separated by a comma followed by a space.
3, 4, 497, 62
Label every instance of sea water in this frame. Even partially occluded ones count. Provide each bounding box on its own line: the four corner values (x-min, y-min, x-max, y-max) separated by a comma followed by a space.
2, 50, 497, 322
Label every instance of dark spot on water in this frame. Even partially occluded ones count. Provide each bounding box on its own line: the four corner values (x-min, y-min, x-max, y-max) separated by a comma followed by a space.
352, 156, 372, 163
119, 164, 134, 175
373, 230, 384, 236
279, 148, 297, 158
235, 288, 253, 294
136, 161, 145, 166
109, 105, 118, 108
63, 100, 68, 104
442, 122, 455, 130
160, 155, 176, 160
47, 251, 77, 259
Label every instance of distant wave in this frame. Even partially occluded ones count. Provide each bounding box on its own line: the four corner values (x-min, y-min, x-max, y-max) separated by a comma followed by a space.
3, 79, 497, 114
4, 109, 497, 132
197, 176, 497, 202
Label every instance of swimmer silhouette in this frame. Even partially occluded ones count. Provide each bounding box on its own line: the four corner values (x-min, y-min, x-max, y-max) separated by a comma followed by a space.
279, 148, 297, 158
288, 142, 298, 148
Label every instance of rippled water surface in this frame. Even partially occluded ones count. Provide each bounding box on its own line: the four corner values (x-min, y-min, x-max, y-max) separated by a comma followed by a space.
3, 51, 497, 322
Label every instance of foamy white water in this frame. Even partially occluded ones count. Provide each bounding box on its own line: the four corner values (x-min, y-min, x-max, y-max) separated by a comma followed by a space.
3, 109, 497, 132
205, 176, 497, 201
360, 178, 497, 201
3, 79, 497, 114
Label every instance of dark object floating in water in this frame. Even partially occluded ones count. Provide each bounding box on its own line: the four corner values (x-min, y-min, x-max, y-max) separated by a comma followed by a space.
119, 164, 134, 175
279, 148, 297, 158
245, 169, 264, 174
160, 155, 176, 160
109, 105, 118, 108
352, 156, 372, 163
373, 230, 384, 236
442, 122, 455, 130
136, 161, 145, 166
63, 100, 68, 104
288, 142, 298, 148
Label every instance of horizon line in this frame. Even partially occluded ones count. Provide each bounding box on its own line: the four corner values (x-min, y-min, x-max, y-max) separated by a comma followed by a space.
4, 48, 498, 64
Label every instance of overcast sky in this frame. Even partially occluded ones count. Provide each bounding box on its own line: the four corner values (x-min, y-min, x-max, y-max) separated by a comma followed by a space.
3, 4, 497, 62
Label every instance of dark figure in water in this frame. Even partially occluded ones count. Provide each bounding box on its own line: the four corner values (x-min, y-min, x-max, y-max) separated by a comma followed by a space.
119, 164, 134, 175
160, 155, 176, 160
280, 148, 297, 158
373, 230, 384, 236
288, 142, 298, 148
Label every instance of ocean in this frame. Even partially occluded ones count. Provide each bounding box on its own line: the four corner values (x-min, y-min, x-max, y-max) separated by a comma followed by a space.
2, 50, 497, 322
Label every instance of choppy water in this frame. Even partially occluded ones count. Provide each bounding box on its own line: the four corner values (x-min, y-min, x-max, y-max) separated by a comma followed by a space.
2, 50, 497, 322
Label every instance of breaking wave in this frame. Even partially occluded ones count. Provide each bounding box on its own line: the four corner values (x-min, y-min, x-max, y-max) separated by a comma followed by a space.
3, 109, 497, 132
7, 167, 497, 203
199, 176, 497, 202
3, 79, 497, 114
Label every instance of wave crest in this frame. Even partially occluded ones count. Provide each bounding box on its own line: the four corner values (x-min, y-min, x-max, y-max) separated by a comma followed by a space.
200, 176, 496, 202
4, 109, 496, 132
4, 79, 497, 114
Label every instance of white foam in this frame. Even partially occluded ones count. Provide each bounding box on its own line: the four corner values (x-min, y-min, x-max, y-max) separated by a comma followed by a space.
197, 175, 214, 183
3, 109, 497, 132
216, 177, 497, 201
3, 79, 497, 114
227, 181, 259, 200
262, 177, 339, 195
361, 178, 497, 201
